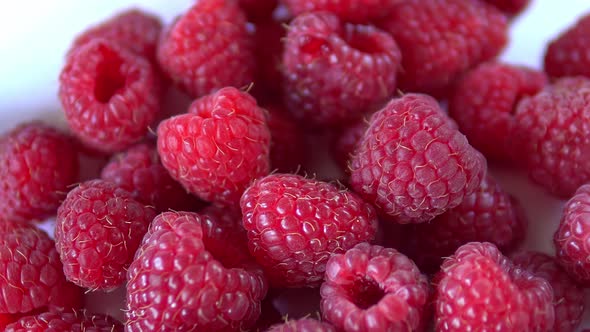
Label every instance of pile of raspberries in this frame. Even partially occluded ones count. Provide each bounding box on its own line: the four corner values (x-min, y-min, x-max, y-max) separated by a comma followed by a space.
4, 0, 590, 331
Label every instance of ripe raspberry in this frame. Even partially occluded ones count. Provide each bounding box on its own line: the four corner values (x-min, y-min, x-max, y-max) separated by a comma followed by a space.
349, 93, 487, 224
126, 211, 267, 331
544, 14, 590, 79
435, 242, 555, 331
379, 0, 508, 96
5, 310, 123, 332
320, 243, 429, 332
69, 8, 162, 62
240, 174, 378, 288
449, 62, 547, 161
157, 0, 255, 98
512, 251, 585, 332
512, 77, 590, 197
55, 179, 156, 290
101, 143, 203, 212
403, 174, 527, 273
282, 12, 402, 126
0, 122, 79, 222
59, 39, 161, 153
159, 87, 271, 206
239, 0, 278, 21
282, 0, 404, 22
265, 106, 307, 173
331, 118, 368, 171
267, 318, 336, 332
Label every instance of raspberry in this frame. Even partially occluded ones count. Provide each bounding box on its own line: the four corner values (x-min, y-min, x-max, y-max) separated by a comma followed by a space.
449, 62, 547, 161
0, 122, 79, 222
5, 310, 123, 332
267, 318, 336, 332
239, 0, 278, 21
101, 143, 203, 212
483, 0, 530, 16
331, 118, 368, 171
282, 12, 402, 126
379, 0, 508, 96
544, 14, 590, 79
55, 179, 156, 290
403, 174, 527, 273
59, 39, 161, 153
265, 106, 307, 173
159, 87, 271, 206
349, 93, 487, 224
282, 0, 404, 22
512, 77, 590, 197
512, 251, 585, 332
69, 8, 162, 62
157, 0, 255, 98
240, 174, 378, 288
320, 243, 429, 332
126, 211, 267, 331
435, 242, 555, 331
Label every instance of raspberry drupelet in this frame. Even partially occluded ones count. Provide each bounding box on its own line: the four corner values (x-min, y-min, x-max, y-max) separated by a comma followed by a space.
5, 310, 123, 332
282, 0, 405, 22
544, 13, 590, 79
267, 318, 336, 332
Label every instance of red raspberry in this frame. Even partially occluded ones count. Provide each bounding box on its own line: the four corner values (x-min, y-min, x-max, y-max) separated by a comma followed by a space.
157, 0, 255, 98
544, 14, 590, 79
403, 174, 527, 273
282, 0, 404, 22
59, 39, 161, 153
159, 87, 271, 206
0, 122, 79, 222
349, 93, 487, 224
69, 8, 162, 62
101, 143, 203, 212
512, 251, 585, 332
240, 174, 378, 288
267, 318, 336, 332
320, 243, 429, 332
449, 62, 547, 161
55, 179, 156, 290
126, 211, 267, 331
239, 0, 278, 21
331, 118, 368, 171
5, 310, 122, 332
513, 77, 590, 197
435, 242, 555, 331
282, 12, 402, 126
379, 0, 508, 97
266, 106, 307, 173
483, 0, 530, 16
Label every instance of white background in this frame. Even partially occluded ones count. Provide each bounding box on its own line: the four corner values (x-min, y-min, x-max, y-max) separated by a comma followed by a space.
1, 0, 590, 329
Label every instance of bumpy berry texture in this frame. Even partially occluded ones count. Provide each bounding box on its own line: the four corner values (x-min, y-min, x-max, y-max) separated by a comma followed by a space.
101, 143, 202, 212
59, 39, 161, 153
512, 251, 585, 332
544, 14, 590, 79
282, 0, 404, 22
282, 12, 402, 126
320, 243, 429, 332
55, 179, 156, 290
267, 318, 336, 332
349, 93, 487, 224
69, 8, 162, 62
157, 0, 254, 98
241, 174, 378, 288
266, 106, 307, 173
449, 62, 547, 161
379, 0, 508, 96
403, 174, 527, 273
0, 122, 79, 222
483, 0, 530, 16
435, 242, 555, 331
159, 87, 271, 206
513, 77, 590, 197
331, 119, 368, 171
5, 311, 123, 332
126, 211, 267, 331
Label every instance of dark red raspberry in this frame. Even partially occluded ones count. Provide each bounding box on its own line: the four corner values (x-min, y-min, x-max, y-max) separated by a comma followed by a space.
320, 243, 429, 332
69, 8, 162, 62
252, 19, 285, 102
59, 39, 161, 153
483, 0, 530, 16
331, 118, 368, 171
379, 0, 508, 96
265, 106, 307, 173
0, 313, 16, 330
512, 251, 585, 332
282, 12, 402, 126
0, 122, 79, 222
5, 310, 122, 332
403, 174, 527, 273
449, 62, 547, 161
126, 211, 267, 331
349, 93, 487, 224
544, 14, 590, 79
512, 77, 590, 197
157, 0, 255, 98
101, 143, 203, 212
159, 87, 271, 206
267, 318, 336, 332
282, 0, 404, 22
239, 0, 278, 21
241, 174, 378, 288
435, 242, 555, 331
55, 179, 156, 290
